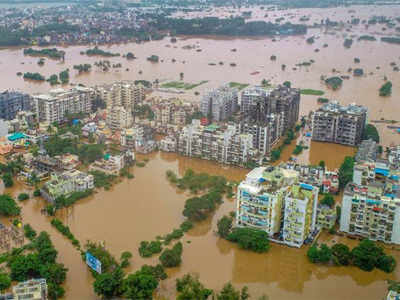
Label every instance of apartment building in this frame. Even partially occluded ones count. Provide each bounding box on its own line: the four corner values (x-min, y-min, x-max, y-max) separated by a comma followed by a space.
0, 91, 31, 120
106, 105, 133, 131
153, 99, 191, 127
340, 159, 400, 244
236, 113, 284, 155
236, 166, 318, 247
95, 81, 144, 110
388, 145, 400, 168
312, 102, 367, 146
40, 169, 94, 203
268, 85, 300, 132
159, 135, 178, 152
283, 183, 318, 247
32, 87, 94, 125
201, 85, 238, 122
240, 86, 270, 118
12, 278, 47, 300
177, 120, 253, 165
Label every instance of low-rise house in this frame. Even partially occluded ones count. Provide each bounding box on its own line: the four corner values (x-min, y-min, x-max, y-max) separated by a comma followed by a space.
82, 122, 97, 137
41, 170, 94, 203
89, 154, 126, 176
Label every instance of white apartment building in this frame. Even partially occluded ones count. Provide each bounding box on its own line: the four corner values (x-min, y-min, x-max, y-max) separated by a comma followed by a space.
340, 159, 400, 244
177, 120, 253, 165
40, 169, 94, 203
201, 85, 238, 122
107, 106, 133, 131
236, 166, 318, 247
95, 81, 144, 110
32, 86, 94, 125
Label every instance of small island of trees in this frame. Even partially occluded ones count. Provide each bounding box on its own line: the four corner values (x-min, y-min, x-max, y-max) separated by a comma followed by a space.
23, 47, 65, 60
379, 81, 392, 96
85, 46, 120, 57
73, 64, 92, 73
325, 76, 343, 90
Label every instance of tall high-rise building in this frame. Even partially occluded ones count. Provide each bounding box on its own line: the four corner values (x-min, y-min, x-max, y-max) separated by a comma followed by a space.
0, 91, 31, 120
201, 85, 238, 122
177, 120, 253, 165
33, 87, 94, 124
312, 101, 367, 146
95, 81, 144, 111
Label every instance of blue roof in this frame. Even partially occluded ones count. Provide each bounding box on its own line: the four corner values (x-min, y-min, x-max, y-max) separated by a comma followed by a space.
375, 168, 389, 177
8, 132, 25, 141
258, 178, 265, 183
300, 183, 313, 191
306, 132, 312, 137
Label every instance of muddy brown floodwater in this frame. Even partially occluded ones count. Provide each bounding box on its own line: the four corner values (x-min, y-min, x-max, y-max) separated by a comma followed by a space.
1, 5, 400, 148
1, 4, 400, 299
1, 151, 399, 300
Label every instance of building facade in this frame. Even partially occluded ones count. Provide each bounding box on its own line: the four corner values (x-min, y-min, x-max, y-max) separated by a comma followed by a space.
95, 81, 144, 111
201, 85, 238, 122
12, 278, 47, 300
0, 91, 31, 121
40, 170, 94, 202
312, 102, 367, 146
176, 120, 253, 165
236, 166, 318, 247
340, 159, 400, 244
33, 87, 94, 125
106, 105, 133, 131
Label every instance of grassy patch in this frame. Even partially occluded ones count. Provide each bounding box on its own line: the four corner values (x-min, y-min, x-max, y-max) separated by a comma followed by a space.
160, 80, 208, 90
229, 82, 250, 90
300, 89, 325, 96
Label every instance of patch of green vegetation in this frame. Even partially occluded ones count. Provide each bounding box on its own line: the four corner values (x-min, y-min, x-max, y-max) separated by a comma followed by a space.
160, 80, 208, 90
229, 82, 249, 90
17, 193, 29, 201
317, 97, 329, 103
23, 48, 64, 59
90, 171, 117, 190
139, 240, 163, 258
85, 46, 120, 57
325, 76, 343, 90
379, 81, 392, 96
300, 89, 325, 96
51, 218, 80, 249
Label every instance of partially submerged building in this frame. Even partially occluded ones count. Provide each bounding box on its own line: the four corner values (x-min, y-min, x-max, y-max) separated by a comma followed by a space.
236, 166, 318, 247
40, 170, 94, 203
312, 102, 367, 146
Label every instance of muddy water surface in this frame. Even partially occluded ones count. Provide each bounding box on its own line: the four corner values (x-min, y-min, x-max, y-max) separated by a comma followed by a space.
1, 152, 398, 300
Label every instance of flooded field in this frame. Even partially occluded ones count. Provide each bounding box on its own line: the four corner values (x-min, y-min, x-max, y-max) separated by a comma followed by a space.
1, 152, 398, 299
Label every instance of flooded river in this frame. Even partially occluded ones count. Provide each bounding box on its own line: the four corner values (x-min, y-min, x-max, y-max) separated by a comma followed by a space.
1, 151, 398, 299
